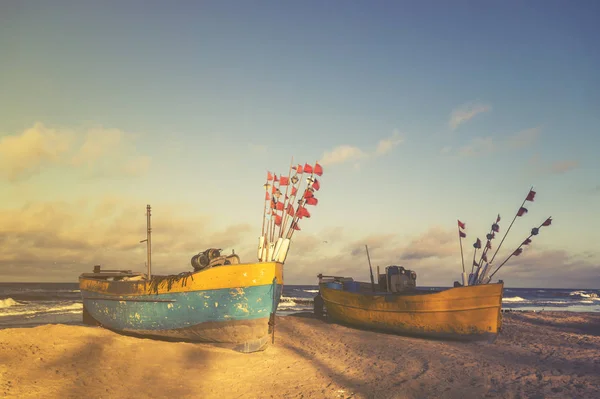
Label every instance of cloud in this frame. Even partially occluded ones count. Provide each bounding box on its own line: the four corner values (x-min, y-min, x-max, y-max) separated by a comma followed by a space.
0, 123, 74, 182
457, 136, 496, 157
0, 123, 151, 182
0, 197, 255, 281
320, 145, 367, 166
284, 227, 599, 287
527, 155, 580, 176
320, 130, 404, 166
549, 160, 579, 174
505, 127, 541, 149
449, 102, 491, 130
398, 227, 457, 261
445, 126, 541, 158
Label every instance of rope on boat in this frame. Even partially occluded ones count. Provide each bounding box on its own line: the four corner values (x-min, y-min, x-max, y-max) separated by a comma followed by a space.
148, 271, 195, 294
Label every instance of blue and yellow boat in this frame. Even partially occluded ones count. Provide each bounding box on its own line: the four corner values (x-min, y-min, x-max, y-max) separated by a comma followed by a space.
80, 259, 283, 352
80, 161, 324, 352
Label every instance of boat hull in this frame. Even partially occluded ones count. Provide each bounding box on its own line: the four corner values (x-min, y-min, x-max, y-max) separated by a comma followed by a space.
79, 262, 283, 350
320, 282, 504, 340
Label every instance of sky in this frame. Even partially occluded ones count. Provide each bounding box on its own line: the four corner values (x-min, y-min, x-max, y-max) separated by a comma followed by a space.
1, 1, 599, 287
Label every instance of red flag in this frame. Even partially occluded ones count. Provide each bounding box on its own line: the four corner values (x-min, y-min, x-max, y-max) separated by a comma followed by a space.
457, 220, 465, 229
513, 248, 523, 256
291, 187, 297, 196
473, 238, 482, 249
482, 253, 487, 262
305, 197, 318, 206
279, 176, 289, 186
296, 206, 311, 219
275, 202, 284, 211
274, 214, 282, 226
291, 222, 301, 231
273, 174, 279, 182
459, 230, 466, 238
312, 179, 320, 191
526, 190, 536, 202
267, 172, 274, 181
542, 217, 552, 227
304, 163, 313, 174
296, 164, 303, 174
270, 199, 276, 209
265, 192, 270, 201
496, 214, 501, 223
517, 207, 528, 217
486, 241, 492, 250
271, 185, 276, 194
314, 162, 323, 176
287, 204, 294, 216
304, 190, 314, 199
522, 238, 532, 245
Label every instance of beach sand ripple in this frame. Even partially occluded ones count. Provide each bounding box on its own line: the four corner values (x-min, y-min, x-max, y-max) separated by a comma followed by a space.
1, 311, 599, 398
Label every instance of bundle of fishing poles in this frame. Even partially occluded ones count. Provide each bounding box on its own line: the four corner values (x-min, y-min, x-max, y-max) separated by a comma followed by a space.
257, 158, 323, 263
457, 187, 552, 286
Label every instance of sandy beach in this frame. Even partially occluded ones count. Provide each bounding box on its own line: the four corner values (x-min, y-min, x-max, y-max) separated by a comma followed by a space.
1, 311, 599, 399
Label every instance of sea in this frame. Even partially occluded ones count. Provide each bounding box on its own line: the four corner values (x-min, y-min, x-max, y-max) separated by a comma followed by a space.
1, 283, 599, 329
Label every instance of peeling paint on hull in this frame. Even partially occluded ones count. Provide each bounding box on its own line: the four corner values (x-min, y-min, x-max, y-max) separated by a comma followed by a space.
79, 262, 284, 348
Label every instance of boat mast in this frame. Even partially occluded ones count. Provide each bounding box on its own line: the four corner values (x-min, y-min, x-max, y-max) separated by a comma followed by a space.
146, 204, 152, 279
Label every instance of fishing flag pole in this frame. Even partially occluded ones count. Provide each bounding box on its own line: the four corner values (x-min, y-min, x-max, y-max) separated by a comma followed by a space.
280, 163, 304, 236
488, 187, 536, 266
477, 214, 501, 268
365, 245, 376, 292
276, 157, 294, 238
487, 217, 552, 281
287, 162, 321, 240
457, 219, 467, 285
471, 237, 482, 275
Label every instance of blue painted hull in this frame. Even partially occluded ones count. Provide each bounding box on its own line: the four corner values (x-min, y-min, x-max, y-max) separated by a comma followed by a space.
82, 283, 283, 345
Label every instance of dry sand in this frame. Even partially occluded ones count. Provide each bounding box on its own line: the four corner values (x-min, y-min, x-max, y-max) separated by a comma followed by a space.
1, 311, 599, 399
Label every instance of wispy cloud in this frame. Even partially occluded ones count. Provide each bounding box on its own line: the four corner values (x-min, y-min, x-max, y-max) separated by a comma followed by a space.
528, 155, 580, 176
0, 123, 151, 182
320, 130, 404, 166
505, 127, 542, 149
445, 126, 541, 158
550, 160, 579, 174
457, 136, 496, 157
449, 102, 491, 130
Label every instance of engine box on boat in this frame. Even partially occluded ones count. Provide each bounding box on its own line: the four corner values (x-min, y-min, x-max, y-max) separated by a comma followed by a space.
384, 266, 417, 293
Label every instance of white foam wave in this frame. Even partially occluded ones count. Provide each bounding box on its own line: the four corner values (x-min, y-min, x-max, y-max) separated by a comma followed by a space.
569, 290, 598, 298
503, 296, 527, 303
0, 302, 82, 318
0, 298, 20, 309
303, 289, 319, 293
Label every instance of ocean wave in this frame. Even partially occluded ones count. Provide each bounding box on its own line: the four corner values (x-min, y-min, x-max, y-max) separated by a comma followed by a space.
502, 296, 527, 303
303, 289, 319, 293
569, 291, 598, 299
0, 298, 20, 309
0, 302, 82, 318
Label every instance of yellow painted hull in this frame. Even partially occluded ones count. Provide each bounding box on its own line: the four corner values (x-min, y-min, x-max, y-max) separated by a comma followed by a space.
320, 282, 504, 340
80, 262, 284, 296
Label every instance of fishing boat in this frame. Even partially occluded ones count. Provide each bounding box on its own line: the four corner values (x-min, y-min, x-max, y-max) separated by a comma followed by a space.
316, 188, 552, 342
79, 161, 324, 352
317, 273, 504, 341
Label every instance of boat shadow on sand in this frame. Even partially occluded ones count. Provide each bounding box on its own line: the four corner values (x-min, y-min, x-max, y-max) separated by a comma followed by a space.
289, 312, 499, 344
